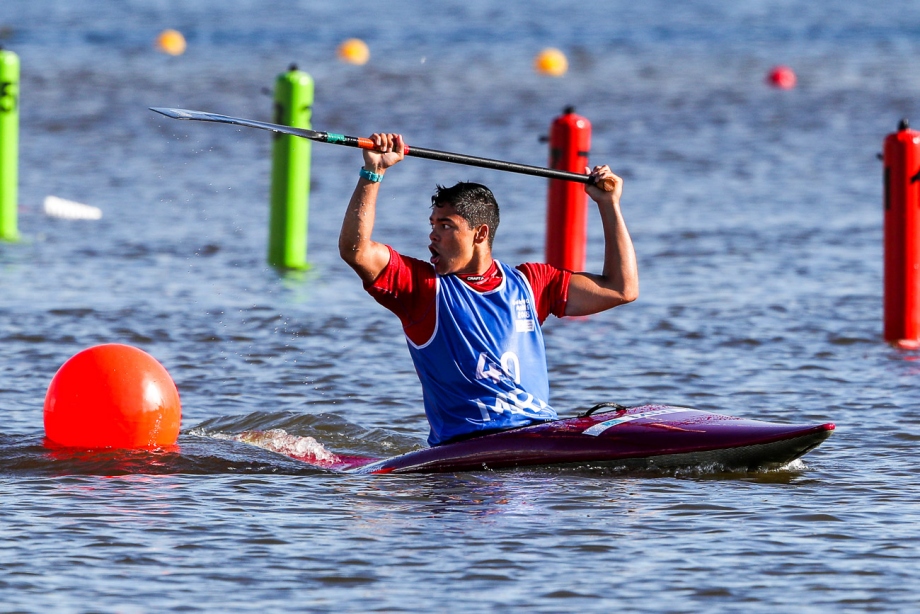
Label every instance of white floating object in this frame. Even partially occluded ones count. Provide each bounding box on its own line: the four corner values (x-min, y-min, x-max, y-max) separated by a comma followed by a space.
43, 195, 103, 220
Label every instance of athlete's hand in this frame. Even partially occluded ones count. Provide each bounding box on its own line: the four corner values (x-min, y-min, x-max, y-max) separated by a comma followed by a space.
363, 133, 405, 175
585, 165, 622, 207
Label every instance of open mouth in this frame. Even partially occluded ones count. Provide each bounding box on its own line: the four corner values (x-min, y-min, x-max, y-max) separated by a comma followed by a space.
428, 245, 440, 265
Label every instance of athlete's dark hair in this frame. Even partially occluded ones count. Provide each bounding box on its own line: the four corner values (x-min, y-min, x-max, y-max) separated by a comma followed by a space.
430, 182, 500, 248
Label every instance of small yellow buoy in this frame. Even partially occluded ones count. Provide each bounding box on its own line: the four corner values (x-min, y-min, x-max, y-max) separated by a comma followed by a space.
534, 48, 568, 77
156, 29, 187, 56
337, 38, 370, 65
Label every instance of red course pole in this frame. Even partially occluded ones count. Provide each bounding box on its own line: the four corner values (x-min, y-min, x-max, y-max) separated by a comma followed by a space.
545, 107, 591, 271
883, 118, 920, 347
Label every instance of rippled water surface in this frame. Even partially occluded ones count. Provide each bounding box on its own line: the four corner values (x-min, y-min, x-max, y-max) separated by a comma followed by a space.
2, 1, 920, 611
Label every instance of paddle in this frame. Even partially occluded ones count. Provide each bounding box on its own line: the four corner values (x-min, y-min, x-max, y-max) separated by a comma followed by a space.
149, 107, 614, 190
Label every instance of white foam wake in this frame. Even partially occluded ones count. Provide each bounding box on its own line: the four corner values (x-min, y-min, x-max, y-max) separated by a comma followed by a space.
216, 429, 340, 465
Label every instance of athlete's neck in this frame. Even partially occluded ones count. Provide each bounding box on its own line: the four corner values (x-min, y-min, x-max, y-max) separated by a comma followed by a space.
457, 260, 502, 290
451, 252, 489, 274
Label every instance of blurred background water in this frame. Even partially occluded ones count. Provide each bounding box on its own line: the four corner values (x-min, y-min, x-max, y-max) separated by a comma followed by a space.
2, 0, 920, 611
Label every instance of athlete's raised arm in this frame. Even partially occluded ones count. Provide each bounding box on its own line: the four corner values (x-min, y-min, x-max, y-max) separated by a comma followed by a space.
339, 133, 405, 284
564, 165, 639, 316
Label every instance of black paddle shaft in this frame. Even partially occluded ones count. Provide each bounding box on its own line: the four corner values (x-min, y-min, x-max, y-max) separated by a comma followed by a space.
404, 145, 592, 183
150, 107, 596, 185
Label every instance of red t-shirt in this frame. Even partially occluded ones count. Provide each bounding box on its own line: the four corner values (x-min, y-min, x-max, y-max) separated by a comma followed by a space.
366, 246, 572, 346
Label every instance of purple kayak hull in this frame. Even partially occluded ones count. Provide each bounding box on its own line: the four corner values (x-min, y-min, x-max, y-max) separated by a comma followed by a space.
340, 404, 834, 474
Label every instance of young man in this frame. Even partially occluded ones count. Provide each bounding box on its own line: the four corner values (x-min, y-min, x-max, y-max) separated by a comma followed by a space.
339, 133, 638, 446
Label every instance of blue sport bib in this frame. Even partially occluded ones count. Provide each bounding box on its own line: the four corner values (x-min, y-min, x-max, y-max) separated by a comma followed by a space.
407, 261, 558, 445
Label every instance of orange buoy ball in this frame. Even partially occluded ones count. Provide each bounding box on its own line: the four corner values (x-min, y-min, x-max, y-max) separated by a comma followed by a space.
156, 29, 187, 56
534, 48, 568, 77
337, 38, 370, 65
767, 65, 796, 89
44, 344, 181, 449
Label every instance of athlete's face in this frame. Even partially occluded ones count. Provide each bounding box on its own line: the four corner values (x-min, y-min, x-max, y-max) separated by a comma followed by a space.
428, 204, 482, 275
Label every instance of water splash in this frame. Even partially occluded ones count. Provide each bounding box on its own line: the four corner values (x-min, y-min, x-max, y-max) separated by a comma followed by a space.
211, 429, 341, 467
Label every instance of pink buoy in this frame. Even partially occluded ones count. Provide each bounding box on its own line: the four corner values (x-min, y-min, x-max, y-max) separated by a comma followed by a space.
767, 65, 797, 89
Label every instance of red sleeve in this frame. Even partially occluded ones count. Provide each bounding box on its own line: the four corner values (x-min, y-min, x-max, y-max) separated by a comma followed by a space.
365, 246, 438, 345
516, 262, 571, 323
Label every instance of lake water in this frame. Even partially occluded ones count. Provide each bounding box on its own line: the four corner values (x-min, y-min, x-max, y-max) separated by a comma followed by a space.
2, 0, 920, 611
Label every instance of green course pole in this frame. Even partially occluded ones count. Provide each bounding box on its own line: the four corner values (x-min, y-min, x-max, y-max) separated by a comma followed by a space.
0, 47, 19, 242
268, 64, 313, 269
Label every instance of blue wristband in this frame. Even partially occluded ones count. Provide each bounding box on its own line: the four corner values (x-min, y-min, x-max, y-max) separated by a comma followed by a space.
360, 167, 384, 183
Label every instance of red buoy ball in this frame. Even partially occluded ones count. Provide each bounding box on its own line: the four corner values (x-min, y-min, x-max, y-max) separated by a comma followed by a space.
767, 65, 797, 89
44, 344, 181, 448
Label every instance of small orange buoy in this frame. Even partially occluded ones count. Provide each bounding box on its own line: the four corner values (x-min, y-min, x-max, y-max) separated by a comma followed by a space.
767, 65, 796, 89
337, 38, 370, 65
156, 29, 187, 56
534, 48, 568, 77
44, 344, 182, 449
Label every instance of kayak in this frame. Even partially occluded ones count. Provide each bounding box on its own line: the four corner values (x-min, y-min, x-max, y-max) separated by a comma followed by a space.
279, 403, 835, 474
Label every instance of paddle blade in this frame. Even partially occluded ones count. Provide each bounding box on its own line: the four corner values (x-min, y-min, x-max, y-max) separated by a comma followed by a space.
149, 107, 325, 141
149, 107, 196, 120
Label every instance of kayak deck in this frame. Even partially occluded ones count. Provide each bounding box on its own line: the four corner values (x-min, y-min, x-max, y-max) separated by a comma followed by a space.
286, 404, 835, 474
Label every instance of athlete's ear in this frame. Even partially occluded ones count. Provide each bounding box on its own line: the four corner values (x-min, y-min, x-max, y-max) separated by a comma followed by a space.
474, 224, 490, 245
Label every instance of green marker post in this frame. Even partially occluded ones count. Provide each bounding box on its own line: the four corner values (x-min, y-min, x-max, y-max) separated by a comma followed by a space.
0, 48, 19, 242
268, 64, 313, 269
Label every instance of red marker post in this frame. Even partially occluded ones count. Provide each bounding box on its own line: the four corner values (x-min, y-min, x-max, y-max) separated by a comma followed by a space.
883, 119, 920, 347
545, 107, 591, 271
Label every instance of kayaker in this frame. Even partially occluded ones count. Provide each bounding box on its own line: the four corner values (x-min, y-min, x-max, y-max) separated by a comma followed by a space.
339, 133, 638, 446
